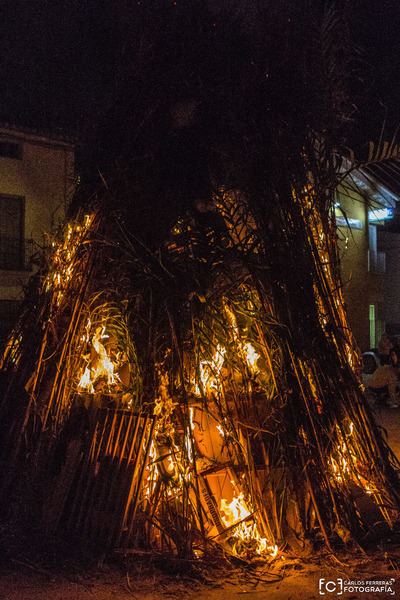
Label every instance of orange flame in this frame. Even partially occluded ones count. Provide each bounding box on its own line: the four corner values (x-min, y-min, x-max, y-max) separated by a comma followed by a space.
220, 492, 277, 558
77, 325, 120, 393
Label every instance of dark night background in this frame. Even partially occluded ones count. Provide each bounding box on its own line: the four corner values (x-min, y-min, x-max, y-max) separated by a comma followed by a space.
0, 0, 399, 178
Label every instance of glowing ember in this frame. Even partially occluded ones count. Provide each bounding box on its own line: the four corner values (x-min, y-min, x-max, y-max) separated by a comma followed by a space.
143, 440, 160, 500
44, 214, 95, 306
189, 407, 195, 430
243, 341, 259, 373
194, 344, 226, 395
0, 334, 22, 369
224, 303, 239, 334
144, 377, 194, 504
216, 424, 225, 437
328, 421, 377, 497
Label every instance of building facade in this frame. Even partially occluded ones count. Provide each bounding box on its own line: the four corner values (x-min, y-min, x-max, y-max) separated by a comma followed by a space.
0, 125, 74, 345
337, 159, 400, 351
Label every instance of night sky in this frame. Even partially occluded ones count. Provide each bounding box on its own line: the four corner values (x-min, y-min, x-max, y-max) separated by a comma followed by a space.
0, 1, 400, 163
350, 0, 400, 143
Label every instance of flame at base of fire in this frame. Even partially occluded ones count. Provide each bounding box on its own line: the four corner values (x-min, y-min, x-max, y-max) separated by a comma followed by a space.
220, 492, 278, 559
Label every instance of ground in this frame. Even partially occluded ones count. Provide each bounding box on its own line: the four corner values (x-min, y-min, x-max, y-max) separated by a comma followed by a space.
0, 406, 400, 600
0, 553, 398, 600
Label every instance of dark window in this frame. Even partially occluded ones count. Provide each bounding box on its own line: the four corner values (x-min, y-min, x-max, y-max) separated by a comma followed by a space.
0, 141, 22, 159
0, 299, 20, 350
0, 195, 25, 270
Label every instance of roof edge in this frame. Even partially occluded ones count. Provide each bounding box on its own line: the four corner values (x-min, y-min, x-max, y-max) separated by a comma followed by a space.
0, 122, 76, 148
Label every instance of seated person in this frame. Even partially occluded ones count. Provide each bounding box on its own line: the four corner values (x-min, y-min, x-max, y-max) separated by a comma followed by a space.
378, 332, 394, 365
367, 353, 400, 408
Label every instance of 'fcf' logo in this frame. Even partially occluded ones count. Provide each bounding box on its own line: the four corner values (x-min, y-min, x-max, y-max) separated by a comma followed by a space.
319, 579, 343, 595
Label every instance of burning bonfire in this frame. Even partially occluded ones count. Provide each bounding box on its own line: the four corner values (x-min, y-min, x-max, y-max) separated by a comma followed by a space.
1, 182, 400, 564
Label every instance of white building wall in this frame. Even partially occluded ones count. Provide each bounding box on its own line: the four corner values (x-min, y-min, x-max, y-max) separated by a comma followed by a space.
379, 230, 400, 332
0, 126, 74, 343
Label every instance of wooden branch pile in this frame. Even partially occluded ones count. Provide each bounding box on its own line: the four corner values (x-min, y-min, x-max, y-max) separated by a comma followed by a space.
0, 178, 399, 563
